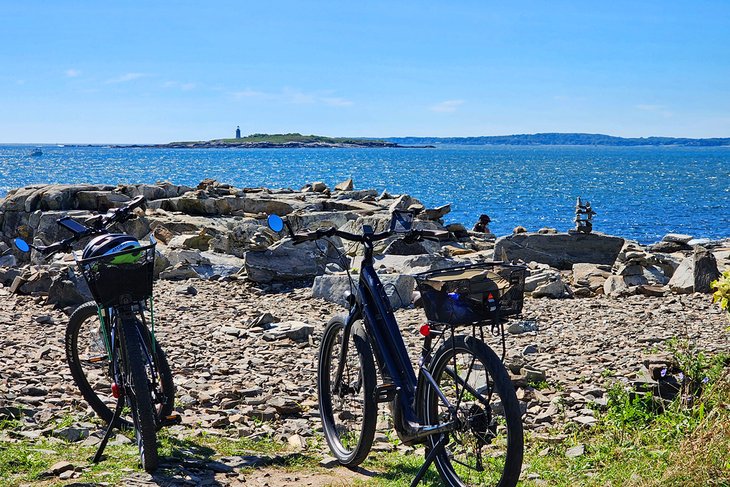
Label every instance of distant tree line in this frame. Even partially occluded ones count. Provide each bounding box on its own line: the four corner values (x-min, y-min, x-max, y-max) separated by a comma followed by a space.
384, 133, 730, 147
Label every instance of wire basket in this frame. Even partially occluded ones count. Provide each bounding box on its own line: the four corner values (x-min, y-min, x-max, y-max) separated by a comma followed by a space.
414, 262, 526, 325
76, 242, 156, 308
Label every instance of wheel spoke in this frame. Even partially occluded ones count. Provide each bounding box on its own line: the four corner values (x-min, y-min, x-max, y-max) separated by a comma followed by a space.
421, 336, 523, 486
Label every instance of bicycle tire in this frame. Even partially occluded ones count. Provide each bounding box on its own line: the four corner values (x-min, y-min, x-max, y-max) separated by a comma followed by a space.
65, 301, 174, 429
418, 335, 523, 487
120, 317, 159, 472
318, 316, 377, 467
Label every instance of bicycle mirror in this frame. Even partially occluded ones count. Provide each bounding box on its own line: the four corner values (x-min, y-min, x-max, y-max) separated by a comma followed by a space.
14, 238, 30, 252
267, 214, 285, 232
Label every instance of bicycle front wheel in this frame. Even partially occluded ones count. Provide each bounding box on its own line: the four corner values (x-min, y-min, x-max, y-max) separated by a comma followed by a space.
318, 316, 377, 467
120, 317, 159, 472
65, 301, 174, 429
419, 335, 523, 487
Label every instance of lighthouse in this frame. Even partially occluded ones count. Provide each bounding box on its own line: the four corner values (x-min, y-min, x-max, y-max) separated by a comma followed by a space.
235, 126, 241, 139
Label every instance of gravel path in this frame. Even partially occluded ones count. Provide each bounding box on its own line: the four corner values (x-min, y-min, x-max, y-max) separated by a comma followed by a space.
1, 280, 727, 485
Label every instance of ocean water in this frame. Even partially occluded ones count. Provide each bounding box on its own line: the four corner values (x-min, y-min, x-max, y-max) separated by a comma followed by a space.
1, 144, 728, 244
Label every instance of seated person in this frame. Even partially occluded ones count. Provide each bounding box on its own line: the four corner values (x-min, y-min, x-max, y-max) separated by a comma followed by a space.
472, 214, 491, 233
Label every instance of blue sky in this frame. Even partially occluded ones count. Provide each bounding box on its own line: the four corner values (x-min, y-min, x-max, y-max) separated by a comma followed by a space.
2, 1, 729, 143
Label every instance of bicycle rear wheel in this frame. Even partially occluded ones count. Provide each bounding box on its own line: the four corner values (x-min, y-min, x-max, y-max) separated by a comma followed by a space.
120, 317, 159, 472
318, 316, 377, 467
418, 335, 523, 487
65, 301, 174, 429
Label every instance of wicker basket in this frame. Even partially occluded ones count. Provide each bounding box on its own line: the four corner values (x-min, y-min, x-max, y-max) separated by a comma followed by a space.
76, 242, 156, 307
415, 262, 526, 325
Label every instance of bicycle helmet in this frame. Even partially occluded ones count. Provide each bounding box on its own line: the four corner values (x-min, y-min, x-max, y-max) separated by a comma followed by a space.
82, 234, 142, 264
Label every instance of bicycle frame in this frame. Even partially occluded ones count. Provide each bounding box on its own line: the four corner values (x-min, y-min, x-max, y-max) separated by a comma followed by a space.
335, 235, 455, 444
94, 301, 163, 414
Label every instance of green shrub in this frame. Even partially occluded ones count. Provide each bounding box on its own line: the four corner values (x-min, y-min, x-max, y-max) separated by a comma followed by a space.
711, 269, 730, 316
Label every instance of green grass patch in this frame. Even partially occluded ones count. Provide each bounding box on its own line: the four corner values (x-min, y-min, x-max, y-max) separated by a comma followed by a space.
521, 367, 730, 486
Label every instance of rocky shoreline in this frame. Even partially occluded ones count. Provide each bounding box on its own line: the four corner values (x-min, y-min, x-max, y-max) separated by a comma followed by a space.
0, 179, 728, 484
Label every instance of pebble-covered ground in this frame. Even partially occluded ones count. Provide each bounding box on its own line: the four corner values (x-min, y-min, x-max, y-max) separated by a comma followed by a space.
1, 279, 727, 485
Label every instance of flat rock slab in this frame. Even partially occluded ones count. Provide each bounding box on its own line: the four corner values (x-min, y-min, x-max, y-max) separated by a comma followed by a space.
494, 232, 624, 270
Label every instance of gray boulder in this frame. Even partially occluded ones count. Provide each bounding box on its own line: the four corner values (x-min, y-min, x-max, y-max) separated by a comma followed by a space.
0, 266, 21, 285
242, 197, 296, 216
11, 269, 54, 295
47, 268, 93, 308
663, 233, 693, 244
127, 182, 193, 199
286, 212, 354, 233
167, 233, 213, 251
0, 255, 16, 267
1, 184, 113, 212
494, 232, 624, 270
162, 191, 219, 215
334, 178, 354, 191
603, 275, 631, 297
159, 264, 201, 281
334, 189, 378, 201
524, 267, 561, 292
312, 274, 416, 309
310, 182, 328, 193
75, 191, 131, 211
420, 204, 451, 221
649, 240, 689, 253
163, 248, 211, 267
382, 238, 429, 256
244, 239, 347, 283
532, 276, 569, 298
371, 254, 458, 275
668, 246, 721, 294
263, 321, 315, 341
572, 263, 611, 292
199, 251, 246, 277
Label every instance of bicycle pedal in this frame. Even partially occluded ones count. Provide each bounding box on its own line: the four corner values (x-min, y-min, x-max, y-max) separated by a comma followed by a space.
375, 383, 399, 403
160, 414, 182, 427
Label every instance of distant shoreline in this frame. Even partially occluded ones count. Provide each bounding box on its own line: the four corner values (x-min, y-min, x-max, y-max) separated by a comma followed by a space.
385, 133, 730, 147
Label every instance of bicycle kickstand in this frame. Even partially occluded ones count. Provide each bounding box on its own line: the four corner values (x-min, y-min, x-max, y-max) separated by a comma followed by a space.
410, 435, 448, 487
92, 396, 125, 463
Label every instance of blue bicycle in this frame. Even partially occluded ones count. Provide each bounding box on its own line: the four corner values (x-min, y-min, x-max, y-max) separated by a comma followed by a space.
268, 211, 525, 486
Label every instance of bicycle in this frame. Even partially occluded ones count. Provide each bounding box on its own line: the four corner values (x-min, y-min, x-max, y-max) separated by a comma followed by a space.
267, 211, 525, 486
14, 196, 177, 472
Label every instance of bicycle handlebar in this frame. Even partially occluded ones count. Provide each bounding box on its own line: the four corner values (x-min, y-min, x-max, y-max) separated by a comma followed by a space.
30, 195, 146, 256
291, 227, 448, 245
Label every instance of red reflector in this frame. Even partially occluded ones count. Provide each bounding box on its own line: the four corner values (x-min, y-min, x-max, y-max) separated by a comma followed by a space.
111, 383, 121, 398
487, 293, 494, 300
419, 324, 431, 337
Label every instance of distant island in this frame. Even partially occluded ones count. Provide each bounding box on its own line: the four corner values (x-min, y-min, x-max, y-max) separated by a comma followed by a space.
384, 133, 730, 147
151, 133, 407, 149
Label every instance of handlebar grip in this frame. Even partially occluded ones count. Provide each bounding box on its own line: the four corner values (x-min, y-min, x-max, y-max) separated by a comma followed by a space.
127, 195, 146, 210
103, 195, 146, 226
419, 229, 449, 241
292, 234, 312, 245
36, 241, 70, 256
292, 227, 338, 244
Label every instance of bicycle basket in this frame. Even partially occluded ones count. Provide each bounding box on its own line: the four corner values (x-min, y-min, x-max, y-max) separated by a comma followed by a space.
76, 242, 156, 307
414, 262, 526, 325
